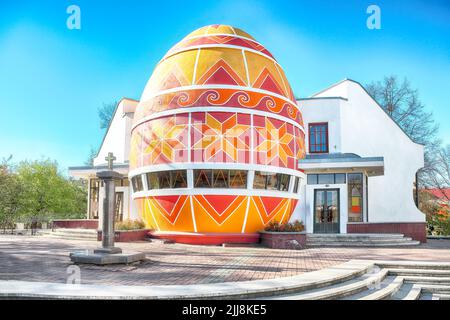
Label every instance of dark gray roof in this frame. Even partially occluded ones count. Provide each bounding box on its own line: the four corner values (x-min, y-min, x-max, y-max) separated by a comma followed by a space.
68, 163, 129, 171
299, 153, 383, 164
297, 96, 348, 101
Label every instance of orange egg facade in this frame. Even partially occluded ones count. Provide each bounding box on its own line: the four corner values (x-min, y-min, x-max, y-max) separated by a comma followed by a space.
129, 25, 306, 243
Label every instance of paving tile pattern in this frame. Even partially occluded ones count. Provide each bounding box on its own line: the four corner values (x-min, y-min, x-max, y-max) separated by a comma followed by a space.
1, 235, 450, 286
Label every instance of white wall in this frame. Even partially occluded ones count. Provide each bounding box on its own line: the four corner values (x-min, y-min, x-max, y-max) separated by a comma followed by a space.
311, 80, 425, 223
93, 99, 137, 166
298, 98, 343, 154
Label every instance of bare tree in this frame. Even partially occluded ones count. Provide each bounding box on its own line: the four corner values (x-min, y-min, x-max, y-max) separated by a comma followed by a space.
84, 146, 97, 166
366, 75, 443, 199
422, 144, 450, 201
98, 101, 117, 130
366, 75, 439, 146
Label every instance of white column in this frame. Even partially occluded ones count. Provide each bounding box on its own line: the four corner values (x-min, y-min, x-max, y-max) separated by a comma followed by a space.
86, 177, 91, 219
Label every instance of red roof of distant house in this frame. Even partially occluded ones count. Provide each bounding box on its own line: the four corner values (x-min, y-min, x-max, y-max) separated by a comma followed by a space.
425, 188, 450, 200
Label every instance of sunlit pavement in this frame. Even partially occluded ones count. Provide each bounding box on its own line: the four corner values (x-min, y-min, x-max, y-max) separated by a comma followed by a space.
1, 235, 449, 286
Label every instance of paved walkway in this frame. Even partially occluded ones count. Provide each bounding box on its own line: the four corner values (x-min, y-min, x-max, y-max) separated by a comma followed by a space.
1, 235, 450, 286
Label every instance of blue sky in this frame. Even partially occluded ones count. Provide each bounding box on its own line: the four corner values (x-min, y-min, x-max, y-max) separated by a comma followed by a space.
0, 0, 449, 172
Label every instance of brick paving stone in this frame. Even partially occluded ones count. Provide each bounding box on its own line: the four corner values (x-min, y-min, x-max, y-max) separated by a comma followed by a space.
1, 235, 450, 286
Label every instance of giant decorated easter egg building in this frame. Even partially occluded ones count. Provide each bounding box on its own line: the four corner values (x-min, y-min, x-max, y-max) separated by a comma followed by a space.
129, 25, 306, 244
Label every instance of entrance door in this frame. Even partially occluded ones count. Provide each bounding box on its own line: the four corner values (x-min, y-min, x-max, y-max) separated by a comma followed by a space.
314, 189, 340, 233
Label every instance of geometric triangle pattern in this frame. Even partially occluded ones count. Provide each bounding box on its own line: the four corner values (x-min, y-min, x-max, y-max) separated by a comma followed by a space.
138, 195, 298, 234
130, 24, 305, 238
253, 115, 296, 169
192, 112, 251, 163
142, 25, 297, 108
141, 114, 189, 166
131, 110, 303, 169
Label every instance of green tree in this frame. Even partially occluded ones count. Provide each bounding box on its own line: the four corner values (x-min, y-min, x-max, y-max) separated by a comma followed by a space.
0, 156, 24, 232
15, 159, 87, 223
98, 101, 117, 129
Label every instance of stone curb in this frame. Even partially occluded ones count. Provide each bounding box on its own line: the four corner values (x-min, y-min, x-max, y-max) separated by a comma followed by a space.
0, 260, 374, 300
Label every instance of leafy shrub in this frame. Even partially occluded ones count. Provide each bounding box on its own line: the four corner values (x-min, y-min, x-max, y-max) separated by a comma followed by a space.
428, 204, 450, 236
115, 219, 146, 231
264, 220, 304, 232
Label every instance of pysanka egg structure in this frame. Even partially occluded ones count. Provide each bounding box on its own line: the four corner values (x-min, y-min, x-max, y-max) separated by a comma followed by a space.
129, 25, 306, 242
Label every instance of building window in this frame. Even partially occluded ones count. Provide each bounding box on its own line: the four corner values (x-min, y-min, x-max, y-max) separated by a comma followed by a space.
348, 173, 363, 222
146, 170, 187, 189
213, 170, 228, 188
309, 123, 328, 153
229, 170, 247, 188
114, 178, 130, 187
266, 173, 278, 190
279, 174, 290, 191
307, 174, 318, 184
335, 173, 346, 184
253, 171, 267, 189
171, 170, 188, 188
307, 173, 346, 185
157, 171, 171, 189
193, 170, 247, 189
253, 171, 291, 191
147, 172, 159, 189
318, 174, 334, 184
293, 176, 300, 193
194, 170, 212, 188
131, 175, 144, 192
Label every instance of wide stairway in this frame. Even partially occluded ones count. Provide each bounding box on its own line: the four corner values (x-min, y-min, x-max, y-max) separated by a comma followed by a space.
306, 233, 420, 247
264, 261, 450, 300
44, 228, 98, 241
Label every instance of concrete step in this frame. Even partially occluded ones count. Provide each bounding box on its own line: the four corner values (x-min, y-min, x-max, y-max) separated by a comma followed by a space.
306, 239, 415, 244
419, 284, 450, 294
388, 268, 450, 277
307, 233, 405, 239
48, 235, 98, 241
306, 233, 419, 247
376, 261, 450, 270
343, 276, 403, 300
52, 228, 98, 235
419, 292, 434, 300
264, 269, 388, 300
306, 241, 420, 247
357, 276, 403, 300
49, 233, 97, 239
434, 294, 450, 300
307, 236, 413, 240
49, 234, 97, 238
52, 231, 97, 236
403, 276, 450, 285
46, 229, 98, 241
391, 283, 422, 300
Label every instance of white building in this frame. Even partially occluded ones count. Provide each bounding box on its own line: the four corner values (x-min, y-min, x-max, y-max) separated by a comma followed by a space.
69, 79, 426, 242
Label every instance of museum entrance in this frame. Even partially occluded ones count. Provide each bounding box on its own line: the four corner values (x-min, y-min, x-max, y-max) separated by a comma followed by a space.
314, 189, 340, 233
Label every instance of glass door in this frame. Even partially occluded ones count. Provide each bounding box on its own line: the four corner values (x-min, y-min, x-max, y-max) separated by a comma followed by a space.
314, 189, 340, 233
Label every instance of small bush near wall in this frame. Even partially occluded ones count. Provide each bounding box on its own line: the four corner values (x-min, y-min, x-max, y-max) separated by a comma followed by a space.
264, 220, 305, 232
97, 220, 149, 242
115, 219, 146, 231
260, 220, 306, 249
428, 204, 450, 236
